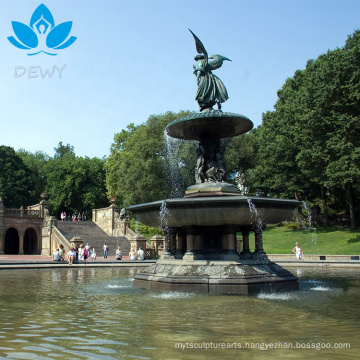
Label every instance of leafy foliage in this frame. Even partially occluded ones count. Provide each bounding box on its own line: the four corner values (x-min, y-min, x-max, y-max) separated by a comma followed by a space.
253, 30, 360, 228
0, 146, 35, 207
16, 148, 49, 204
46, 142, 108, 217
105, 111, 195, 207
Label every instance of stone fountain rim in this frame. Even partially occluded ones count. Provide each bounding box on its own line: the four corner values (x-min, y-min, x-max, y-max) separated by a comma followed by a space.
165, 110, 254, 140
127, 195, 302, 213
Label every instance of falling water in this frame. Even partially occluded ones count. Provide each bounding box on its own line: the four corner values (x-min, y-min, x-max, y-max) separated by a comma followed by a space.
160, 200, 170, 233
235, 171, 249, 195
163, 132, 186, 198
302, 201, 317, 246
247, 198, 263, 232
160, 200, 171, 253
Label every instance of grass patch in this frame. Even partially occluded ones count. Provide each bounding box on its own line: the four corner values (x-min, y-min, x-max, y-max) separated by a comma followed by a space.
262, 225, 360, 255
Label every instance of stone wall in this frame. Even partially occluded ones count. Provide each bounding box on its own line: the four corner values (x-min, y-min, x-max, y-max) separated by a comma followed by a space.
92, 204, 119, 236
0, 196, 50, 255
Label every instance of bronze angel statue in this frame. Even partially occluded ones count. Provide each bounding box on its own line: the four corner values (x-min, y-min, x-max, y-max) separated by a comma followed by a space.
189, 29, 231, 112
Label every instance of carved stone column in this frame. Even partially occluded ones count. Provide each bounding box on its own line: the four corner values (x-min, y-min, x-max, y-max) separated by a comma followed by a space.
129, 234, 147, 255
48, 216, 57, 255
19, 232, 24, 255
150, 234, 164, 258
220, 226, 240, 261
175, 229, 186, 259
161, 227, 175, 259
240, 227, 252, 259
183, 226, 198, 261
252, 227, 267, 261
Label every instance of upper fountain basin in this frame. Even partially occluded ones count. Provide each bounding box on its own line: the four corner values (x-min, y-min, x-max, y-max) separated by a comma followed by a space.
127, 196, 301, 228
165, 111, 254, 140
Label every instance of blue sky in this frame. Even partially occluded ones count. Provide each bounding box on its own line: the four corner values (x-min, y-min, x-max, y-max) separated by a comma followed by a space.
1, 0, 360, 158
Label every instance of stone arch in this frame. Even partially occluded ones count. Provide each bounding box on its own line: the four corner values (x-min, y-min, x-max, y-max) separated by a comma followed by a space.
24, 228, 38, 254
4, 227, 20, 254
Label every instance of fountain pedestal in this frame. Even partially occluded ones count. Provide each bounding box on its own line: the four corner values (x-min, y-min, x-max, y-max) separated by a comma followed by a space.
134, 258, 298, 295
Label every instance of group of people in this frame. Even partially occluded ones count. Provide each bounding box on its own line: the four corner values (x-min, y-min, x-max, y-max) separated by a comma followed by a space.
67, 243, 96, 264
54, 242, 146, 264
53, 242, 96, 264
103, 243, 145, 261
52, 244, 65, 261
129, 247, 145, 261
60, 211, 87, 222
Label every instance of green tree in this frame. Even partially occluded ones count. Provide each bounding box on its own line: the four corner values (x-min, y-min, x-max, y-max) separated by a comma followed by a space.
0, 146, 35, 208
16, 149, 49, 204
297, 33, 360, 229
254, 30, 360, 228
253, 71, 312, 200
225, 128, 260, 193
105, 111, 195, 207
46, 143, 108, 217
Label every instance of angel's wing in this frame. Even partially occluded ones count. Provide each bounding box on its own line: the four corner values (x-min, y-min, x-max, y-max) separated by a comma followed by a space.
208, 55, 232, 71
189, 29, 208, 65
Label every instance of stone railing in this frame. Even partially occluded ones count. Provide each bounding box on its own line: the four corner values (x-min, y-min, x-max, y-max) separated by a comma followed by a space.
52, 226, 71, 253
5, 208, 41, 217
93, 204, 138, 239
27, 204, 41, 211
113, 219, 137, 239
92, 204, 119, 236
128, 234, 165, 259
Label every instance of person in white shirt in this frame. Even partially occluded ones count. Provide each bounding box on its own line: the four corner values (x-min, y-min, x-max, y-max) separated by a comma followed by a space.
137, 247, 145, 261
116, 246, 122, 260
67, 248, 76, 265
53, 249, 60, 261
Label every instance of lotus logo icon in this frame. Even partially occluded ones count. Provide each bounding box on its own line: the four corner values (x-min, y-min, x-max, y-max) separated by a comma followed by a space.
7, 3, 77, 56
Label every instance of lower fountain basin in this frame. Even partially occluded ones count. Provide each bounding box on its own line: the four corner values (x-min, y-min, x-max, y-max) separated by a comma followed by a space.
127, 195, 301, 228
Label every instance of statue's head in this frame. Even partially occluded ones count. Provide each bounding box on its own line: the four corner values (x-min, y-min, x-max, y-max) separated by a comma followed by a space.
194, 54, 205, 61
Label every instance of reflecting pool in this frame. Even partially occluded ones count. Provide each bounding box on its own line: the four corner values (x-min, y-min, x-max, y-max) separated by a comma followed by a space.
0, 266, 359, 359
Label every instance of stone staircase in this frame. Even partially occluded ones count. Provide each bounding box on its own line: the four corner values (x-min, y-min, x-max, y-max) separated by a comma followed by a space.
55, 221, 131, 254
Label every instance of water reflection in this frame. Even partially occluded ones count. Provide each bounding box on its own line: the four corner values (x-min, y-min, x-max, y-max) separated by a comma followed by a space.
0, 267, 358, 359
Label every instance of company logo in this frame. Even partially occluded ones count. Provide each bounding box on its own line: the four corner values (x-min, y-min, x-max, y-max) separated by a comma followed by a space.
7, 3, 77, 56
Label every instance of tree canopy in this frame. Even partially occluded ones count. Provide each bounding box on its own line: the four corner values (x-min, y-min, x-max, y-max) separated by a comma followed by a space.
0, 146, 35, 208
105, 111, 196, 206
252, 30, 360, 229
1, 142, 109, 219
45, 142, 108, 216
